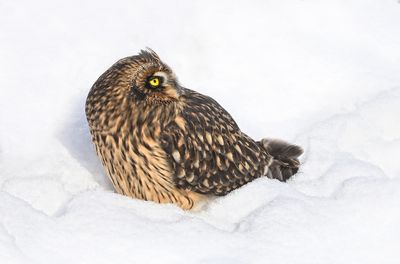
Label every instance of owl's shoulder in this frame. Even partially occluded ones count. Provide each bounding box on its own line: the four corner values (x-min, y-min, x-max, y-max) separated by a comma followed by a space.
181, 88, 224, 107
179, 88, 240, 131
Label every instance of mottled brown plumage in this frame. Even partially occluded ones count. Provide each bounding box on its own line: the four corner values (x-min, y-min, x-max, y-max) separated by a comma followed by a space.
85, 49, 303, 210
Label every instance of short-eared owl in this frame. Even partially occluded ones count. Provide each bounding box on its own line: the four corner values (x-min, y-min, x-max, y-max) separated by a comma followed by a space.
85, 49, 303, 210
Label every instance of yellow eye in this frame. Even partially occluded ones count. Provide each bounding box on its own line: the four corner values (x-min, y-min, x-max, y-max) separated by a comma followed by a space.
149, 77, 160, 87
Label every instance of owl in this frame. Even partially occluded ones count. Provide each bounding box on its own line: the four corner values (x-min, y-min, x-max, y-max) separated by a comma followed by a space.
85, 49, 303, 210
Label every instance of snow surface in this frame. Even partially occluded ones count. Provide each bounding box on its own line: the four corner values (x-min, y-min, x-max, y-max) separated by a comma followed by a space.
1, 0, 400, 263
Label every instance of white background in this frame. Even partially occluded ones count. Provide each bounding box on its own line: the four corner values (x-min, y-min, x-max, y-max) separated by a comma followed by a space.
1, 0, 400, 263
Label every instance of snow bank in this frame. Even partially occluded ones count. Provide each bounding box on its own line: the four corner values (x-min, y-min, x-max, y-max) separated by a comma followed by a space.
1, 0, 400, 263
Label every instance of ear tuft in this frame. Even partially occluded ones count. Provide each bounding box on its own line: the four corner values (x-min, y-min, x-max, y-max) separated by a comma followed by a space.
139, 47, 161, 62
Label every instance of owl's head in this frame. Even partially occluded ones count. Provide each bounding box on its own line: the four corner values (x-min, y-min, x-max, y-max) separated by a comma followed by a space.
86, 49, 183, 132
92, 49, 181, 106
128, 49, 181, 104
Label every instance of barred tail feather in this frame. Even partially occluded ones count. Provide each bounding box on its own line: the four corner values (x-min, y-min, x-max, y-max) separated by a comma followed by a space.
260, 138, 304, 182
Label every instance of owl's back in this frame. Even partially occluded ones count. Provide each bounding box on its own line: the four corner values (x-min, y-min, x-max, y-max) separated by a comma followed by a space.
160, 88, 273, 196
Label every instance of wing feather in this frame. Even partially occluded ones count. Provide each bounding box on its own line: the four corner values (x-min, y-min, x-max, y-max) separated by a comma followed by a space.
160, 89, 271, 195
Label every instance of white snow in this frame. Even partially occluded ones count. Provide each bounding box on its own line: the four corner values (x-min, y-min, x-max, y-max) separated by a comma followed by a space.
1, 0, 400, 263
